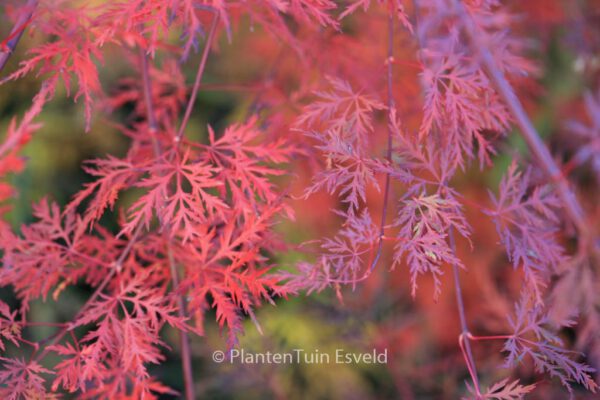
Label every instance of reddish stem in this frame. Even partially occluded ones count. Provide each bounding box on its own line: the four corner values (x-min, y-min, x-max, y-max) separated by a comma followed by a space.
140, 45, 196, 400
0, 15, 32, 52
468, 333, 513, 341
175, 13, 219, 146
369, 8, 395, 275
167, 243, 195, 400
0, 0, 38, 73
390, 59, 423, 70
458, 333, 479, 394
450, 230, 481, 398
18, 337, 39, 350
139, 47, 162, 156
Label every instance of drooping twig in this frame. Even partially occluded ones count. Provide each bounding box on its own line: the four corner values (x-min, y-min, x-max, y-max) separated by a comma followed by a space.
167, 243, 195, 400
175, 13, 219, 146
139, 47, 162, 156
450, 229, 482, 398
369, 8, 395, 274
140, 46, 196, 400
410, 2, 482, 394
0, 0, 38, 74
0, 75, 55, 159
455, 0, 589, 240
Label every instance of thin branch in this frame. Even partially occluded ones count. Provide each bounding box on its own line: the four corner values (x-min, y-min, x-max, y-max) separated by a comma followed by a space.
175, 13, 219, 146
450, 229, 481, 398
0, 75, 56, 160
408, 14, 480, 388
167, 243, 195, 400
468, 333, 513, 342
113, 223, 144, 271
139, 47, 162, 156
0, 0, 38, 74
455, 0, 589, 240
368, 9, 395, 274
140, 44, 196, 399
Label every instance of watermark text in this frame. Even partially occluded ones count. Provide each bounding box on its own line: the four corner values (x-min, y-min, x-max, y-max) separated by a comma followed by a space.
212, 348, 388, 365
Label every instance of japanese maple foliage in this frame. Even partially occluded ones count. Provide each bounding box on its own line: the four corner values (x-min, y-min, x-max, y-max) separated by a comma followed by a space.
0, 0, 599, 399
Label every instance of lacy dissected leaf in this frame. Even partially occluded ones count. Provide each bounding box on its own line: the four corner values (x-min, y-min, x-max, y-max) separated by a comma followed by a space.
416, 0, 536, 168
75, 269, 183, 330
78, 117, 290, 243
64, 270, 184, 393
419, 52, 509, 167
295, 77, 385, 147
503, 293, 598, 394
0, 358, 54, 400
394, 189, 471, 299
0, 150, 25, 226
0, 301, 20, 352
188, 0, 340, 46
302, 130, 385, 210
389, 107, 443, 183
281, 209, 380, 297
62, 114, 293, 351
201, 116, 294, 212
339, 0, 413, 33
178, 203, 295, 346
297, 78, 386, 211
0, 84, 47, 228
48, 342, 88, 393
5, 1, 103, 131
464, 378, 536, 400
322, 209, 379, 270
66, 156, 141, 226
486, 162, 565, 304
0, 199, 114, 310
96, 1, 181, 54
50, 339, 177, 398
288, 0, 339, 29
462, 1, 538, 77
121, 149, 226, 242
210, 288, 245, 349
